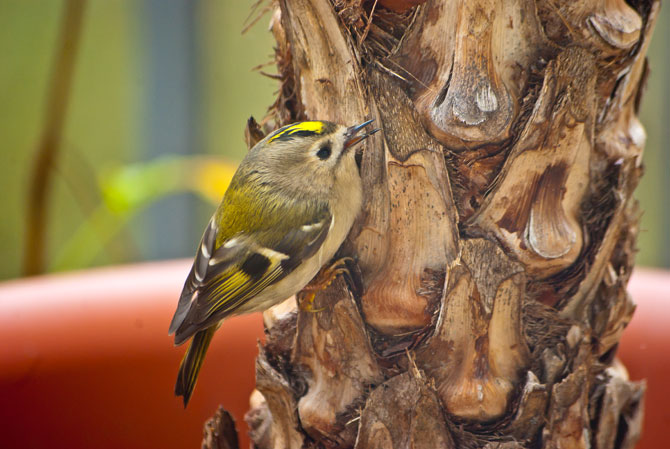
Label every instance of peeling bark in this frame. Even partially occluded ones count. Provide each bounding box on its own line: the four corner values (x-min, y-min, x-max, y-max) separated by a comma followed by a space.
415, 239, 529, 421
355, 370, 455, 449
357, 70, 459, 334
469, 47, 595, 278
292, 277, 383, 445
202, 407, 240, 449
204, 0, 659, 447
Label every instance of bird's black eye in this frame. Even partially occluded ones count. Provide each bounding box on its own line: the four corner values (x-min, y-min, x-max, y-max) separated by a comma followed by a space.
316, 143, 331, 160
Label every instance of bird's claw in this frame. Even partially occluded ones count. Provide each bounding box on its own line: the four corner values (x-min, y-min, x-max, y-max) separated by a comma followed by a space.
299, 257, 353, 313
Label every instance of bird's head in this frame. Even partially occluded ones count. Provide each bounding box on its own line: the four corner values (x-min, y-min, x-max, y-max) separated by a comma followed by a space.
242, 119, 379, 198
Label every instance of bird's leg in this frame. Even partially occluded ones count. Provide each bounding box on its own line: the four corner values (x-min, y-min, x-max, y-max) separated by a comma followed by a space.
299, 257, 353, 312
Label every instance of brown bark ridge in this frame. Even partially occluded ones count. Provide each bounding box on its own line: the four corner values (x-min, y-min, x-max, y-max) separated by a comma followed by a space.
209, 0, 659, 447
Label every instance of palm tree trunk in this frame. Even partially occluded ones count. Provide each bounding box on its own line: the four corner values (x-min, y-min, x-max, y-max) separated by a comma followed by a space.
206, 0, 659, 447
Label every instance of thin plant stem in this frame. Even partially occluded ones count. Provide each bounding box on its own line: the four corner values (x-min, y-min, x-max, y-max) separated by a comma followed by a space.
23, 0, 87, 276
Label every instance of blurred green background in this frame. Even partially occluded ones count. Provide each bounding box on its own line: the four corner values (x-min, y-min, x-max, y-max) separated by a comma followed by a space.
0, 0, 668, 281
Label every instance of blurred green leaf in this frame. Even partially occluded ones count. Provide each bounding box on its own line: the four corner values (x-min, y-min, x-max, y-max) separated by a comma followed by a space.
101, 158, 182, 214
52, 156, 236, 271
101, 156, 237, 214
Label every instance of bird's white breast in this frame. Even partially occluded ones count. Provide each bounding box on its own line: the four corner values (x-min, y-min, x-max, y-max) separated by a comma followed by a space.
234, 156, 363, 314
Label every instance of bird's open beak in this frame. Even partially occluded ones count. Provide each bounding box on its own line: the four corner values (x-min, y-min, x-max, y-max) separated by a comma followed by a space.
344, 119, 380, 150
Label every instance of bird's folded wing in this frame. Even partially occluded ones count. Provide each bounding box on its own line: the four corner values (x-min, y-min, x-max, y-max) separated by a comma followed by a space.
170, 206, 331, 344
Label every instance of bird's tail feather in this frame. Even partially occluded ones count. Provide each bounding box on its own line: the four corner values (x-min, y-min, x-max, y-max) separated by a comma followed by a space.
175, 326, 216, 407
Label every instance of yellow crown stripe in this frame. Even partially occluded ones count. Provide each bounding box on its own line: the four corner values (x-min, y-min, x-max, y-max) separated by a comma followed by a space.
268, 121, 325, 142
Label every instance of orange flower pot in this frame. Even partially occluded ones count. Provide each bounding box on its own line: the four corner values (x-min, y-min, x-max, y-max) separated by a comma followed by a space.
0, 261, 667, 448
0, 261, 262, 449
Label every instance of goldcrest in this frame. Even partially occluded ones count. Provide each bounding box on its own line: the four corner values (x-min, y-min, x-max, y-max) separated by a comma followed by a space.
169, 119, 378, 406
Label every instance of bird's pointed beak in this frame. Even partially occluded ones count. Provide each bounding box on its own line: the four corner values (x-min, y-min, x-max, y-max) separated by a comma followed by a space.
344, 119, 380, 150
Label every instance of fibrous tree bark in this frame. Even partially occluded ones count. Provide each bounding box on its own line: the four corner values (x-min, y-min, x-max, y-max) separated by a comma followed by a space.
206, 0, 658, 447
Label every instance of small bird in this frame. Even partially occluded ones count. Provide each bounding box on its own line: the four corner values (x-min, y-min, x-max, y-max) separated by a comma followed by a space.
169, 119, 378, 406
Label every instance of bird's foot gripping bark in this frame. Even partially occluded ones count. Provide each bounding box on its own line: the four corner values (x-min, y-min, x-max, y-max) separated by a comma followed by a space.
299, 257, 353, 312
